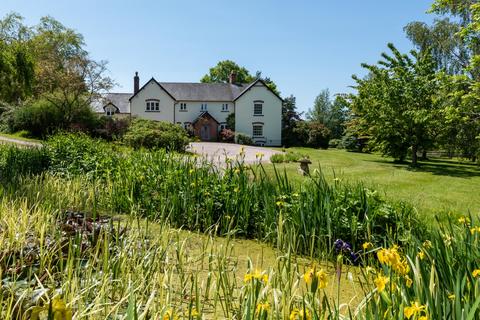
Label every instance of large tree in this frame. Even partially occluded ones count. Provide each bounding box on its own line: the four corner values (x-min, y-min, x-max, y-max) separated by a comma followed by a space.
306, 89, 348, 139
281, 95, 303, 146
351, 44, 441, 166
414, 0, 480, 161
307, 89, 331, 124
201, 60, 254, 84
31, 16, 113, 124
0, 13, 113, 127
201, 60, 280, 95
0, 13, 35, 104
404, 19, 469, 75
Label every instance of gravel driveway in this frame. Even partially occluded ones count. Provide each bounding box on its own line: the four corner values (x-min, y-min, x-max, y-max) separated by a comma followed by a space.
188, 142, 281, 165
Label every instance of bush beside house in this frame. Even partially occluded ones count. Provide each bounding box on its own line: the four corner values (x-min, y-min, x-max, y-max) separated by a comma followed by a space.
122, 119, 190, 152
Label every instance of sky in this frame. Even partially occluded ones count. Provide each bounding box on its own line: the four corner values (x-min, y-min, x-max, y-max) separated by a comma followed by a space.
1, 0, 436, 114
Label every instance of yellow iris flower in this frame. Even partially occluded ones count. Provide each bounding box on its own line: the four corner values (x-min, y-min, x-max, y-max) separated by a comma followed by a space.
374, 274, 389, 293
404, 301, 426, 319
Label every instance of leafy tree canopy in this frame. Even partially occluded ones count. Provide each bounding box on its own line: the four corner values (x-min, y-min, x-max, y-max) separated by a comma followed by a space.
201, 60, 280, 95
0, 12, 113, 110
351, 43, 441, 165
306, 89, 348, 139
281, 95, 303, 146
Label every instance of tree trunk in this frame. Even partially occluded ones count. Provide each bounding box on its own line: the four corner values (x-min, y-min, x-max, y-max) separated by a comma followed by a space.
421, 150, 427, 161
412, 145, 418, 167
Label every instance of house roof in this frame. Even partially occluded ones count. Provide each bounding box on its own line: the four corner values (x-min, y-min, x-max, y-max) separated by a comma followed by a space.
159, 82, 249, 101
91, 93, 131, 113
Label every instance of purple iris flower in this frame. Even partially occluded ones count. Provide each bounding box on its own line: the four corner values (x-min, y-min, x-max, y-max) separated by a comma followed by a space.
334, 239, 360, 266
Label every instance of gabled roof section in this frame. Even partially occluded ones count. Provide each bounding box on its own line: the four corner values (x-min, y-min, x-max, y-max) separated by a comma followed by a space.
105, 102, 120, 113
192, 111, 220, 125
233, 79, 283, 102
128, 77, 177, 101
91, 93, 131, 113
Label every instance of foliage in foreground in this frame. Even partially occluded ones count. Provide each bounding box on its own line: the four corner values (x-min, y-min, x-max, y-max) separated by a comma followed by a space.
0, 171, 478, 318
3, 133, 479, 318
1, 133, 420, 257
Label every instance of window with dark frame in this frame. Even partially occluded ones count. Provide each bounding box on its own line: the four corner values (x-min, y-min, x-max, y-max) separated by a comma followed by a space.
146, 99, 160, 112
252, 124, 263, 137
254, 103, 263, 115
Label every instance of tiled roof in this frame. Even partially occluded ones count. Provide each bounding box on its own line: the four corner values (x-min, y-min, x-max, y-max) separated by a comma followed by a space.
91, 93, 131, 113
159, 82, 248, 101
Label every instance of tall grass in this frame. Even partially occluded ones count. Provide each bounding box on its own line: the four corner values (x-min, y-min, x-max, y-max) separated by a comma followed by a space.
2, 133, 477, 318
0, 174, 478, 318
10, 133, 421, 256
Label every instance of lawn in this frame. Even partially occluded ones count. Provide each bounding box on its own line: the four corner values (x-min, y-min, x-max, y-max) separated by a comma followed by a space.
266, 148, 480, 217
0, 132, 42, 144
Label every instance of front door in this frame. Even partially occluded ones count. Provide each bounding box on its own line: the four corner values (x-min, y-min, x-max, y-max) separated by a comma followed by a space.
200, 125, 210, 140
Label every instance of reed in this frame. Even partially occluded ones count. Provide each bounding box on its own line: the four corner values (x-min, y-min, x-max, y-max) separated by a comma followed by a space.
1, 133, 476, 319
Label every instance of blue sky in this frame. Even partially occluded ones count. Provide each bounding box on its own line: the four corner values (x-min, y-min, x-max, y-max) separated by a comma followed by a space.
2, 1, 435, 114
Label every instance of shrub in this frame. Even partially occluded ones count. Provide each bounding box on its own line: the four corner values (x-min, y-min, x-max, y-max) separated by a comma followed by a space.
292, 121, 331, 148
10, 99, 63, 137
341, 132, 370, 152
328, 138, 342, 148
9, 99, 102, 138
94, 116, 130, 141
270, 151, 306, 163
236, 133, 253, 145
69, 104, 102, 133
219, 128, 235, 142
306, 122, 331, 149
123, 119, 190, 152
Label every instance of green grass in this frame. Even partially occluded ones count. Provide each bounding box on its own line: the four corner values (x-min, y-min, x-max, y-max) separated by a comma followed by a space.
266, 148, 480, 217
0, 132, 42, 143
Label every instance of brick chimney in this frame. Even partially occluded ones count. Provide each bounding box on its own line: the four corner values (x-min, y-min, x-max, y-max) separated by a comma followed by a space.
134, 72, 140, 94
229, 71, 237, 84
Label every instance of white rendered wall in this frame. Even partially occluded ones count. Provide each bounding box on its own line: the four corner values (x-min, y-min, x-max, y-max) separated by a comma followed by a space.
174, 101, 231, 126
235, 83, 282, 146
130, 80, 175, 122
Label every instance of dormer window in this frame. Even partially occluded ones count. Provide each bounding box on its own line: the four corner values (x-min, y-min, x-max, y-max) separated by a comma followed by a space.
201, 103, 207, 111
253, 100, 263, 116
146, 99, 160, 112
222, 103, 229, 112
105, 105, 116, 117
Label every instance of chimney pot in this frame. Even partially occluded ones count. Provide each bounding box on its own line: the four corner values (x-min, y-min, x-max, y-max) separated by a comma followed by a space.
229, 71, 237, 84
134, 72, 140, 94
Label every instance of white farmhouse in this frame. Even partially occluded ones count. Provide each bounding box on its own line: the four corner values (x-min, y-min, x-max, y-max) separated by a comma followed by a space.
93, 72, 283, 146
